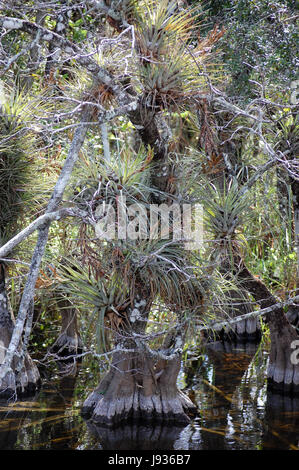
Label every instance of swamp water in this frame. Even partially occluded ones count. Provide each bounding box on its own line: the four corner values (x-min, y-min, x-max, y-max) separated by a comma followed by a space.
0, 341, 298, 451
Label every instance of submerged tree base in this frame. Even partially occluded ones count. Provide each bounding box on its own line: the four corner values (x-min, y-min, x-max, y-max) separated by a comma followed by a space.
0, 354, 41, 399
50, 333, 83, 362
82, 351, 197, 427
49, 305, 83, 361
203, 318, 262, 344
267, 323, 299, 396
0, 264, 41, 400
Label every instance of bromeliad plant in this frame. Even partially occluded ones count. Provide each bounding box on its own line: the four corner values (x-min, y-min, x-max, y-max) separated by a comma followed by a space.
135, 0, 223, 110
199, 179, 251, 255
68, 143, 155, 214
0, 83, 56, 250
0, 88, 35, 247
58, 143, 206, 353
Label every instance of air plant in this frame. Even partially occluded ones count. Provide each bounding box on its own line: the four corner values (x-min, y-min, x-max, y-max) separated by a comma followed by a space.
68, 142, 161, 220
54, 256, 131, 354
135, 0, 223, 110
198, 179, 251, 253
0, 85, 43, 249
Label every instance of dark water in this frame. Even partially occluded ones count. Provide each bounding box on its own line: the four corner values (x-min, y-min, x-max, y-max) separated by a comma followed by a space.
0, 341, 298, 451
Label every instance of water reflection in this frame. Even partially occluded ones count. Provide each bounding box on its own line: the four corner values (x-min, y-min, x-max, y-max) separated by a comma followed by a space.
34, 364, 80, 450
0, 342, 298, 450
86, 422, 184, 450
262, 392, 299, 450
183, 341, 263, 450
184, 341, 299, 450
0, 363, 83, 450
0, 396, 38, 450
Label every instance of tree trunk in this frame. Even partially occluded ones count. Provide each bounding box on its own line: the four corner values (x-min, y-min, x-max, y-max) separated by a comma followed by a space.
82, 288, 196, 427
50, 297, 83, 360
82, 349, 196, 427
0, 264, 40, 398
289, 177, 299, 328
199, 103, 261, 342
276, 167, 299, 330
292, 179, 299, 280
232, 252, 299, 394
203, 282, 261, 343
44, 1, 70, 83
81, 106, 196, 427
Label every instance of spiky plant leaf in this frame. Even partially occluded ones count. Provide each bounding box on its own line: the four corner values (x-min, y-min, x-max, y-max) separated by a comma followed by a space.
135, 0, 221, 110
68, 143, 163, 218
54, 256, 131, 353
197, 179, 251, 252
0, 86, 43, 248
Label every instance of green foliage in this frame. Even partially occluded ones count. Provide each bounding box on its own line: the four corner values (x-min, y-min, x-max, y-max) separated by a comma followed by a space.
201, 0, 298, 99
68, 142, 156, 214
68, 18, 88, 43
0, 86, 37, 245
198, 179, 251, 244
243, 168, 298, 292
0, 0, 297, 376
135, 0, 220, 109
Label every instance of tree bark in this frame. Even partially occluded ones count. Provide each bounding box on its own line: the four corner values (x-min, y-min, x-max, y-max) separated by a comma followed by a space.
204, 267, 261, 343
82, 350, 196, 427
50, 297, 83, 360
0, 264, 40, 398
82, 287, 196, 427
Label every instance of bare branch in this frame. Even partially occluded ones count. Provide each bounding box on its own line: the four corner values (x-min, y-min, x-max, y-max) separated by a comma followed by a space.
199, 295, 299, 332
0, 207, 91, 259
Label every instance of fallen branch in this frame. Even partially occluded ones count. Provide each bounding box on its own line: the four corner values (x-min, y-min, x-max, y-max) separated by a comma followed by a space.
199, 295, 299, 332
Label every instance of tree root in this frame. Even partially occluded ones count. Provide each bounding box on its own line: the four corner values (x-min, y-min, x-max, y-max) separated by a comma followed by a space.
0, 354, 40, 399
83, 387, 196, 427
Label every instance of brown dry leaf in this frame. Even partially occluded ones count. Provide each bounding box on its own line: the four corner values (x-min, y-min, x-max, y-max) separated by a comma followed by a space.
107, 311, 123, 330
